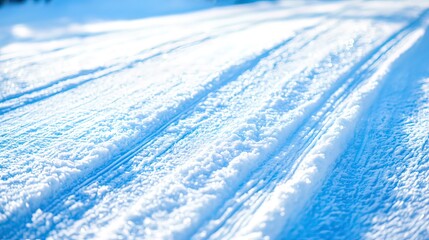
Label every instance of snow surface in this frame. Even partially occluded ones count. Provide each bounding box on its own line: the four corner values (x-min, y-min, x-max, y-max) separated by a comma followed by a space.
1, 0, 429, 239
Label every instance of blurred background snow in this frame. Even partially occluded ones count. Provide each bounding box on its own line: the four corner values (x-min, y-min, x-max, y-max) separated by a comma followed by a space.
0, 0, 276, 22
0, 0, 276, 44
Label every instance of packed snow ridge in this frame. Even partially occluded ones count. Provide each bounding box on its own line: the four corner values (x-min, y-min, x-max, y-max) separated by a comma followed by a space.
1, 1, 429, 239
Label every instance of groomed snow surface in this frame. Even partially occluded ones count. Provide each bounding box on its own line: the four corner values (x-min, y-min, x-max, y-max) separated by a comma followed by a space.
1, 0, 429, 239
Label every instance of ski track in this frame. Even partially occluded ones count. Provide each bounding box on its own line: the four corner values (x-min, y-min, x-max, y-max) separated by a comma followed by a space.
287, 18, 429, 240
1, 1, 429, 239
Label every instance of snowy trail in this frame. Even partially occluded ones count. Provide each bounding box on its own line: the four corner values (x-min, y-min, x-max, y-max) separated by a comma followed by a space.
288, 17, 429, 240
1, 1, 429, 239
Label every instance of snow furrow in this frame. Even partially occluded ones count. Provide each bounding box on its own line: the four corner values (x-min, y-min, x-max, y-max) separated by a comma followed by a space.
10, 15, 343, 239
0, 1, 338, 105
11, 14, 358, 239
196, 11, 429, 239
73, 13, 425, 240
1, 16, 320, 237
1, 1, 429, 239
232, 28, 425, 240
288, 21, 429, 240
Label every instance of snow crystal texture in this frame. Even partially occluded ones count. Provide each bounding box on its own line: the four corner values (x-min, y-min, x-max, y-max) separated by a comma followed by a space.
1, 0, 429, 239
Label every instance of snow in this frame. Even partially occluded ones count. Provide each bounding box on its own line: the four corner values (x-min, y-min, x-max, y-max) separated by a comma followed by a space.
1, 0, 429, 239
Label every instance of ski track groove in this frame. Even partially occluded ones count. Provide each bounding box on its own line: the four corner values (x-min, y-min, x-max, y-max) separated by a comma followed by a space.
22, 13, 349, 239
1, 9, 312, 150
193, 7, 429, 239
0, 1, 328, 110
0, 19, 265, 113
93, 12, 408, 240
2, 1, 429, 239
7, 11, 349, 237
287, 28, 429, 239
1, 18, 325, 115
3, 22, 308, 238
0, 3, 348, 139
72, 8, 424, 238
